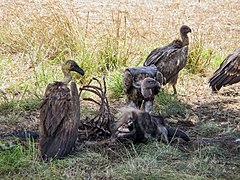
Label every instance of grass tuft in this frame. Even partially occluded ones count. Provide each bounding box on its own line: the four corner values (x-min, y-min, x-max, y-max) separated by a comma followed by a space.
155, 91, 187, 117
0, 139, 38, 176
194, 122, 222, 137
0, 96, 40, 113
187, 36, 215, 74
106, 71, 124, 99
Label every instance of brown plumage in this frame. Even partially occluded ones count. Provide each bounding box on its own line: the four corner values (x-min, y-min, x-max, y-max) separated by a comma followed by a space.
115, 107, 190, 143
209, 47, 240, 92
143, 25, 192, 94
39, 60, 84, 160
123, 65, 163, 112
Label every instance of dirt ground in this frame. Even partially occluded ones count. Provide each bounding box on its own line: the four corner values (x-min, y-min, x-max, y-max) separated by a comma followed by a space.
0, 73, 239, 142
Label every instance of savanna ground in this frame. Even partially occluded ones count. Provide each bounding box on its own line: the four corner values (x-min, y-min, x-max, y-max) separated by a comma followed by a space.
0, 0, 239, 179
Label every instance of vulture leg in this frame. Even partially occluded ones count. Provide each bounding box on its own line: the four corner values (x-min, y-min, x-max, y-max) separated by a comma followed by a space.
172, 85, 177, 95
169, 74, 178, 95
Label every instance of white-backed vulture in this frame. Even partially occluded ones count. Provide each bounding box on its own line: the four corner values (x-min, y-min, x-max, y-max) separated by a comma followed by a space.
143, 25, 192, 94
209, 47, 240, 92
123, 65, 163, 112
39, 60, 84, 160
115, 107, 190, 143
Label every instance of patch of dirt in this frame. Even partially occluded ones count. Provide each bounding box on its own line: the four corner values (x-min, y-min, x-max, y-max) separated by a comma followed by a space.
165, 74, 240, 159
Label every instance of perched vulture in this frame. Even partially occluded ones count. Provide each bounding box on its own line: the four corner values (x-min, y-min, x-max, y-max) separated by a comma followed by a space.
115, 107, 190, 143
209, 47, 240, 92
143, 25, 192, 94
123, 65, 163, 112
39, 60, 84, 160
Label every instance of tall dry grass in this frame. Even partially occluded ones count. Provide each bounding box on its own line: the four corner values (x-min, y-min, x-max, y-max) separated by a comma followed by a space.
0, 0, 239, 103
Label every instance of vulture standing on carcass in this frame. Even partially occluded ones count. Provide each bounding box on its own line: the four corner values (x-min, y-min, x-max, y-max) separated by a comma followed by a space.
123, 65, 163, 112
39, 60, 84, 160
143, 25, 192, 94
209, 47, 240, 92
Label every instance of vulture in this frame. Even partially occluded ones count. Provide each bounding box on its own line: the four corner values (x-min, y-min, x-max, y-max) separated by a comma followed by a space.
123, 65, 163, 112
39, 60, 84, 160
115, 107, 190, 143
209, 47, 240, 92
143, 25, 192, 94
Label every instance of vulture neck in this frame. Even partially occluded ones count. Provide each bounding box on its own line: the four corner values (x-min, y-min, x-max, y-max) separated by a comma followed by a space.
62, 70, 72, 84
181, 33, 189, 46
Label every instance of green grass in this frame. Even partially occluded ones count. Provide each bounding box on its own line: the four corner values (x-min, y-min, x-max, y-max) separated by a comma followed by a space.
107, 70, 124, 99
187, 37, 216, 74
0, 97, 40, 114
0, 140, 234, 179
154, 91, 187, 117
209, 53, 225, 70
0, 139, 38, 176
194, 122, 223, 137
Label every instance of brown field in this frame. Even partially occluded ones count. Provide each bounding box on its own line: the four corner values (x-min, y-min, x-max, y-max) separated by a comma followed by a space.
0, 0, 240, 91
0, 0, 239, 179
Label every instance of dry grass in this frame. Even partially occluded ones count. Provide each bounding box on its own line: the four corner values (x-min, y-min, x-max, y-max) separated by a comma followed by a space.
0, 0, 240, 179
0, 0, 240, 96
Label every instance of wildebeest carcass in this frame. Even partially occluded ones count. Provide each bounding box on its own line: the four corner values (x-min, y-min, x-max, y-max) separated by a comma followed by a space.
123, 64, 163, 112
209, 47, 240, 92
39, 60, 84, 160
78, 77, 114, 141
143, 25, 192, 94
115, 107, 190, 144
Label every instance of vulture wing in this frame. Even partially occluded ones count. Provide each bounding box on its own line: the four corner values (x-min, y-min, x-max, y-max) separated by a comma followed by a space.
123, 70, 134, 94
144, 44, 188, 85
39, 81, 80, 159
40, 82, 71, 137
209, 48, 240, 91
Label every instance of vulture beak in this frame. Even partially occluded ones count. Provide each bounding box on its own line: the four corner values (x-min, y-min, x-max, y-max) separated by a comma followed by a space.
71, 64, 85, 76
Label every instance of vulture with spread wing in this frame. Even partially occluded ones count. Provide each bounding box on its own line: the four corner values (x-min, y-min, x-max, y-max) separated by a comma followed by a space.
39, 60, 84, 160
143, 25, 191, 94
209, 47, 240, 92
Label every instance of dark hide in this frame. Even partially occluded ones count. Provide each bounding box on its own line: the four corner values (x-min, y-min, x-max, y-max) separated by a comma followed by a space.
115, 107, 190, 143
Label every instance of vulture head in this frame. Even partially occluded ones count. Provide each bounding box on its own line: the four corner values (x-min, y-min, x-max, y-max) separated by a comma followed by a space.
180, 25, 192, 35
180, 25, 191, 46
62, 60, 85, 83
140, 77, 161, 99
132, 77, 161, 99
